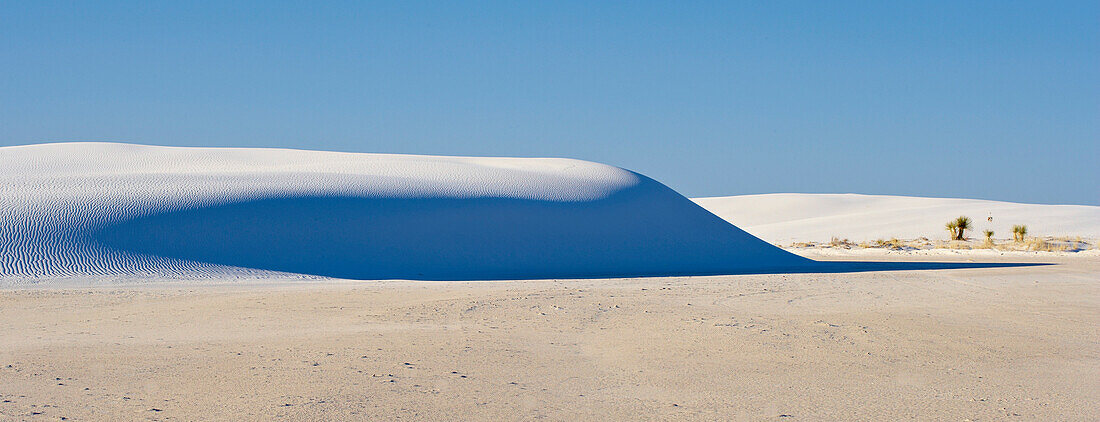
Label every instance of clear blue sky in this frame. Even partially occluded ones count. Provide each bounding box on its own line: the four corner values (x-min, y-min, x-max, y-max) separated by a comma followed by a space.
2, 1, 1097, 205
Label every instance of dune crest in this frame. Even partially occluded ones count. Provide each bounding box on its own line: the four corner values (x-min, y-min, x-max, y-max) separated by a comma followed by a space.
0, 143, 808, 282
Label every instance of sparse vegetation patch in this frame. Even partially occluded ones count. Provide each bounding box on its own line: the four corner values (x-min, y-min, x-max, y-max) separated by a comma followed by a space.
783, 234, 1095, 254
1013, 225, 1028, 242
945, 216, 972, 240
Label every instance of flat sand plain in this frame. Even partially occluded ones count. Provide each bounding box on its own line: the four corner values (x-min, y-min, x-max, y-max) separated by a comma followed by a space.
1, 255, 1097, 420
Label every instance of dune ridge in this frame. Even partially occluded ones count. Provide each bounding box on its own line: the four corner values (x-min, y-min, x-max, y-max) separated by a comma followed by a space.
0, 143, 809, 283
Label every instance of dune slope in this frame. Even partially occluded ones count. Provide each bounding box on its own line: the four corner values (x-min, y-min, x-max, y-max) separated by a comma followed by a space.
694, 193, 1100, 243
0, 143, 808, 282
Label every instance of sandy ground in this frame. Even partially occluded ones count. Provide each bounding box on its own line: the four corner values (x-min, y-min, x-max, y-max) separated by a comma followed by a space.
1, 255, 1098, 420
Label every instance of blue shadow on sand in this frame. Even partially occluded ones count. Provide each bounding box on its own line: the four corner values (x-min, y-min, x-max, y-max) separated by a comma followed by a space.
90, 188, 1049, 280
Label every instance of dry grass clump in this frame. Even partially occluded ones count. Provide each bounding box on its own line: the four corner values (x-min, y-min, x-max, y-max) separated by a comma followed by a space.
1012, 225, 1028, 242
949, 240, 972, 249
910, 237, 934, 248
829, 237, 856, 249
1026, 238, 1057, 252
980, 230, 995, 249
934, 240, 972, 249
871, 238, 911, 250
1026, 237, 1092, 252
780, 232, 1095, 253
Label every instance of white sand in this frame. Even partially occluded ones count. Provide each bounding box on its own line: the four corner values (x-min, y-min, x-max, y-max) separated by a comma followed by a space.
694, 193, 1100, 244
1, 143, 804, 283
1, 255, 1097, 420
3, 145, 1097, 419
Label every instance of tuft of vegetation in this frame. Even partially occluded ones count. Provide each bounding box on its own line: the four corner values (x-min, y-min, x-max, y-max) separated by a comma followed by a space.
1040, 237, 1092, 252
1026, 237, 1059, 252
945, 216, 971, 240
782, 233, 1094, 253
872, 238, 909, 250
1012, 225, 1028, 242
829, 237, 855, 249
982, 230, 995, 248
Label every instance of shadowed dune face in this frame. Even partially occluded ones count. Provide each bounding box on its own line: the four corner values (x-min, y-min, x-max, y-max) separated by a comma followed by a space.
91, 178, 812, 280
0, 143, 1043, 282
1, 143, 812, 281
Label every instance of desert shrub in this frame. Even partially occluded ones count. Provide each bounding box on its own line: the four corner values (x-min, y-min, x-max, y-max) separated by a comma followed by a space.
1046, 237, 1089, 252
1024, 237, 1086, 252
1027, 237, 1056, 252
982, 230, 995, 248
954, 216, 971, 240
879, 238, 907, 250
1012, 225, 1028, 242
829, 237, 854, 249
945, 216, 971, 240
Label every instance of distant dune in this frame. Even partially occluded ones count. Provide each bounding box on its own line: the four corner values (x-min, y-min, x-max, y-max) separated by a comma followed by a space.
694, 193, 1100, 244
0, 143, 809, 282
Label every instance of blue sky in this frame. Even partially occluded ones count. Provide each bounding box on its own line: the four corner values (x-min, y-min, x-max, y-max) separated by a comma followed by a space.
2, 1, 1097, 205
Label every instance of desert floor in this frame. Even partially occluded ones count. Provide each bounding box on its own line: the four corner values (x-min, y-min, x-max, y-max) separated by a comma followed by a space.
1, 255, 1097, 420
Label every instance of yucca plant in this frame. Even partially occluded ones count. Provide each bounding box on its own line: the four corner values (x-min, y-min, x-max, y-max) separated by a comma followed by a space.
984, 230, 994, 240
945, 221, 958, 240
1012, 224, 1028, 242
947, 216, 971, 240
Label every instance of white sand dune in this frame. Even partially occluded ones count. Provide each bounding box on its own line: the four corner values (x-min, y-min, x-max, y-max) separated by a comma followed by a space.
0, 143, 809, 282
694, 193, 1100, 244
